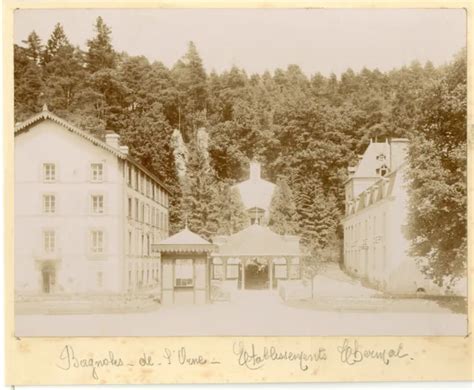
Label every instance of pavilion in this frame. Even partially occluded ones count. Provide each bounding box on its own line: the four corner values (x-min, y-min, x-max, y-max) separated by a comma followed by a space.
212, 224, 301, 291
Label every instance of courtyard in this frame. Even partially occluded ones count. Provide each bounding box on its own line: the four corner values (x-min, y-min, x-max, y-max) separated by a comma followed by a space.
15, 274, 467, 337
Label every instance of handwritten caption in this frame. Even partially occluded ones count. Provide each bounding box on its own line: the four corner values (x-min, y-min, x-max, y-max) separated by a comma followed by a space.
56, 339, 413, 380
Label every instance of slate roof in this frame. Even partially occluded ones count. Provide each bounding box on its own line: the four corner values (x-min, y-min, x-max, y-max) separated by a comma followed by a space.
212, 224, 300, 257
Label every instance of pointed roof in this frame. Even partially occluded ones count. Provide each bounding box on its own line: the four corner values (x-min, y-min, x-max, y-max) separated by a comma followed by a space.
213, 224, 300, 257
153, 228, 215, 253
233, 162, 276, 214
14, 108, 171, 194
15, 107, 126, 159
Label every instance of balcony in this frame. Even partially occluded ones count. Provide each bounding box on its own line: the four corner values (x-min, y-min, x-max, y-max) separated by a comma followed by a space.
33, 249, 62, 262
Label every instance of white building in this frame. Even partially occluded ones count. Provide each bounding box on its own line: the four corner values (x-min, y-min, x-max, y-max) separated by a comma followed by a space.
14, 106, 170, 297
233, 161, 275, 225
342, 138, 465, 295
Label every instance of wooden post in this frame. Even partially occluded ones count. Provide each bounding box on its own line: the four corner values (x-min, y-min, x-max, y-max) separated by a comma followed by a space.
269, 258, 273, 290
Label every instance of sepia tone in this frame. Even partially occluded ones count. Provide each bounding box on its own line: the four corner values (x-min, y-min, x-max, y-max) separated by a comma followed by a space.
12, 8, 468, 337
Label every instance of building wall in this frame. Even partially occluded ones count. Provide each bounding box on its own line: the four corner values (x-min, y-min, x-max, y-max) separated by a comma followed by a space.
123, 161, 169, 293
343, 167, 443, 295
15, 120, 125, 295
15, 119, 171, 297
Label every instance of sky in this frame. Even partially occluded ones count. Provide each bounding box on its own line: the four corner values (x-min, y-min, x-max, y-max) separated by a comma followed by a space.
14, 8, 466, 77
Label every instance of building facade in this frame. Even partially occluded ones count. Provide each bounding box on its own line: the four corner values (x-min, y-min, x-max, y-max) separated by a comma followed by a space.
342, 138, 462, 295
14, 107, 169, 297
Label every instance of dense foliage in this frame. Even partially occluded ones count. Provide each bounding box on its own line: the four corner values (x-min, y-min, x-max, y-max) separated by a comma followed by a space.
14, 18, 467, 283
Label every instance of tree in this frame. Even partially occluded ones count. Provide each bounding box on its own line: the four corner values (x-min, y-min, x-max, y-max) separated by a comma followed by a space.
22, 31, 42, 64
211, 183, 248, 235
14, 44, 44, 120
182, 129, 218, 239
86, 16, 116, 72
406, 49, 467, 287
268, 177, 299, 235
42, 23, 70, 65
171, 41, 208, 138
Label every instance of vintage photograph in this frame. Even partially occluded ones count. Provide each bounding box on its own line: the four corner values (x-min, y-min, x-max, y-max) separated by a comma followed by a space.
13, 8, 467, 336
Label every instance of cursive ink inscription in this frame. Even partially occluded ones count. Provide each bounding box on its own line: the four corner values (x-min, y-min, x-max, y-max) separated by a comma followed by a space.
163, 347, 219, 366
337, 339, 411, 366
233, 341, 327, 371
56, 345, 124, 379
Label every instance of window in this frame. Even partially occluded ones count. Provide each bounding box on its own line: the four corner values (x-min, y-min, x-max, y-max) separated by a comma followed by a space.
226, 258, 240, 279
128, 197, 132, 218
175, 259, 194, 287
91, 230, 104, 253
212, 259, 224, 280
128, 231, 132, 255
43, 194, 56, 213
376, 164, 389, 177
97, 272, 103, 287
91, 195, 104, 214
135, 199, 139, 220
43, 163, 56, 182
127, 165, 132, 185
289, 258, 300, 279
43, 230, 55, 253
91, 163, 103, 182
274, 258, 288, 279
145, 205, 149, 224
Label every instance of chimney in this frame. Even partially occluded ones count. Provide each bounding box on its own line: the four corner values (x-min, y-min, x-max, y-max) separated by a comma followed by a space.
105, 131, 120, 149
119, 145, 129, 155
389, 138, 409, 170
250, 161, 261, 181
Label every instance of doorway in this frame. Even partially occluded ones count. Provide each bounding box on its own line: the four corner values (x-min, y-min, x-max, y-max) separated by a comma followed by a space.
41, 264, 56, 294
244, 258, 269, 289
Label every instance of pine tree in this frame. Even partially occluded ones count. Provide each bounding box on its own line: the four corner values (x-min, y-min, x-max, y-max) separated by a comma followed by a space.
268, 177, 299, 235
86, 16, 116, 72
42, 23, 69, 65
182, 136, 217, 239
22, 31, 42, 64
211, 183, 248, 235
14, 44, 44, 120
171, 41, 208, 138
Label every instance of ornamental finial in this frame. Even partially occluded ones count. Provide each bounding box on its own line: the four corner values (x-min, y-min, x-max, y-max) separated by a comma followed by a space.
42, 103, 49, 112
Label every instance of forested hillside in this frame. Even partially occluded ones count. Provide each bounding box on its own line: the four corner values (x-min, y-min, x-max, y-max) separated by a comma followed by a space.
14, 17, 467, 285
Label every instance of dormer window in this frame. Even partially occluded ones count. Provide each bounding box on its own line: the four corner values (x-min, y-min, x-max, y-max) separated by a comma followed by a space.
376, 164, 389, 177
376, 153, 386, 162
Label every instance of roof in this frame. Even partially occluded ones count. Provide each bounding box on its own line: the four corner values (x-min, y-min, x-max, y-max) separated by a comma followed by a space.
352, 141, 390, 178
153, 227, 216, 253
212, 224, 300, 257
233, 177, 275, 213
343, 162, 408, 219
14, 106, 171, 194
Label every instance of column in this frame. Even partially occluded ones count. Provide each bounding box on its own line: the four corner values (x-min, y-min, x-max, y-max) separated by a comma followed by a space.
241, 259, 245, 290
